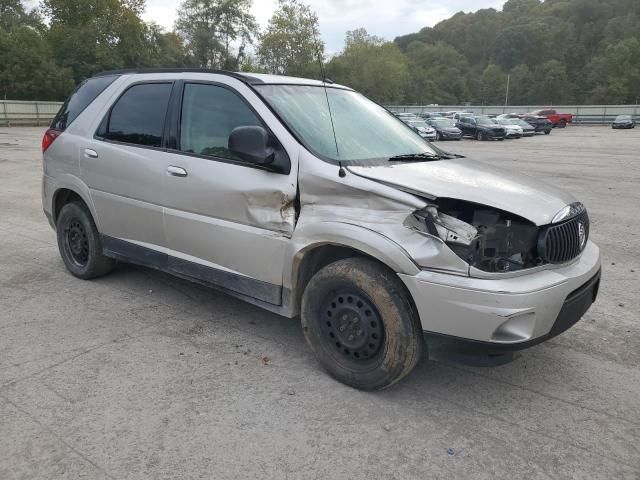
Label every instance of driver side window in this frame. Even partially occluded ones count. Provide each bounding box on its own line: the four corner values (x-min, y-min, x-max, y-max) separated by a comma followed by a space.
179, 83, 262, 162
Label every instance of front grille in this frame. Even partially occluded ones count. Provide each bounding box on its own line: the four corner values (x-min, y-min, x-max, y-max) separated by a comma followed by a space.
539, 210, 590, 264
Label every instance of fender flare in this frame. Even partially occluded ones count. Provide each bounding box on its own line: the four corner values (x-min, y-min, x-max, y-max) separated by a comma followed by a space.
48, 174, 101, 230
284, 221, 421, 291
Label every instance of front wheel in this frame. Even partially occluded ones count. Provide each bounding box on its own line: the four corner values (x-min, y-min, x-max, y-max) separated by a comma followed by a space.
56, 202, 114, 279
476, 131, 484, 141
435, 132, 441, 141
301, 258, 424, 390
544, 130, 551, 135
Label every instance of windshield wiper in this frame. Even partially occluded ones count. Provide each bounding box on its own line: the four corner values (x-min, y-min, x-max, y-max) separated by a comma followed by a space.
388, 153, 443, 162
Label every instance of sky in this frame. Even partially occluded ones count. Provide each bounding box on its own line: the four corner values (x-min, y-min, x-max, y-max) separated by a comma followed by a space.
143, 0, 506, 54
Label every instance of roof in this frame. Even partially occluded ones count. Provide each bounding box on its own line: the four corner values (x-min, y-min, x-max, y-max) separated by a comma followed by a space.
93, 68, 350, 89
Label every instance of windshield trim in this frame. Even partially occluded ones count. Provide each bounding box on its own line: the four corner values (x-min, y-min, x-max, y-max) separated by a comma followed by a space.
252, 84, 438, 165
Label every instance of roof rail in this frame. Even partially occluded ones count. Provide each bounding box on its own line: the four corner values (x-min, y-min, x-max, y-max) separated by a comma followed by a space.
92, 68, 264, 84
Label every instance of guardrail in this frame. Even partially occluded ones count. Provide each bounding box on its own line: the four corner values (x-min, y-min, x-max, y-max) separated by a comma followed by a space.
0, 100, 63, 126
385, 104, 640, 125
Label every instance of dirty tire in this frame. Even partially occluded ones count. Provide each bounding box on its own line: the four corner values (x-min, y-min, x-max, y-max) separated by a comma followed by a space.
301, 257, 424, 390
56, 202, 114, 279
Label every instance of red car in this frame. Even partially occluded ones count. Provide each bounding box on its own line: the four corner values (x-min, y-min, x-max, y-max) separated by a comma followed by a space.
530, 109, 573, 128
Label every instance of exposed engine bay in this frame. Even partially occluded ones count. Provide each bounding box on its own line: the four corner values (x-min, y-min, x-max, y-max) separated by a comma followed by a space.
409, 198, 542, 273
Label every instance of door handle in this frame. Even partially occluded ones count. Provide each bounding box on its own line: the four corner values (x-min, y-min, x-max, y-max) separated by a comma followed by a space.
167, 165, 188, 177
83, 148, 98, 159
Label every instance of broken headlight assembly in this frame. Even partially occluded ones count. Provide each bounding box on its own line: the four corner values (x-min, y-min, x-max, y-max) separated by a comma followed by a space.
408, 199, 542, 273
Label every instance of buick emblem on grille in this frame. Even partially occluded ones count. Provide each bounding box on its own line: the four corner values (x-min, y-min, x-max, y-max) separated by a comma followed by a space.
578, 221, 586, 250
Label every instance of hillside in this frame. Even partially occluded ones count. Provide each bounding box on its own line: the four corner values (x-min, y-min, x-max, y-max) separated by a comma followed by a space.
392, 0, 640, 105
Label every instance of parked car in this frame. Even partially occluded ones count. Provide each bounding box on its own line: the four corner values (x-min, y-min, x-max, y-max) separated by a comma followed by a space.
419, 112, 445, 120
521, 115, 553, 134
612, 115, 636, 129
457, 115, 507, 140
451, 111, 474, 120
395, 112, 419, 120
496, 118, 524, 138
497, 113, 524, 120
531, 109, 573, 128
43, 69, 600, 390
509, 118, 536, 137
425, 117, 462, 140
403, 118, 437, 141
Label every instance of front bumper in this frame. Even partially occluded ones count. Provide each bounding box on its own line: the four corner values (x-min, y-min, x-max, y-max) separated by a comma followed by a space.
399, 241, 601, 348
419, 132, 437, 141
439, 131, 462, 140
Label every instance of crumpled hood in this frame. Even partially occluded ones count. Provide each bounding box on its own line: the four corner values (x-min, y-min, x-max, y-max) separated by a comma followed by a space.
347, 158, 577, 226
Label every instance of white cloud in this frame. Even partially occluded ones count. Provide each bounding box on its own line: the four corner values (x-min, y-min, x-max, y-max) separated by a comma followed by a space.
143, 0, 506, 52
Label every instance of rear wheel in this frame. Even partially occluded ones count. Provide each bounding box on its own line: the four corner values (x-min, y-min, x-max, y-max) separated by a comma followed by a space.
558, 120, 567, 128
56, 202, 114, 279
544, 130, 551, 135
301, 258, 424, 390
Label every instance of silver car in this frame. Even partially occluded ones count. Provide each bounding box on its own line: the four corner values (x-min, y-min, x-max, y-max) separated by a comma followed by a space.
42, 70, 601, 390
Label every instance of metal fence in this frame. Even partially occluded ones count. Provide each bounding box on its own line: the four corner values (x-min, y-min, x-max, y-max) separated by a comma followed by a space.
385, 104, 640, 125
0, 100, 63, 126
1, 100, 638, 126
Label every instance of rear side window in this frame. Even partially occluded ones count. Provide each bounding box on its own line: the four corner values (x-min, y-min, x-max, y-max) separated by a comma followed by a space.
99, 83, 172, 147
179, 83, 262, 161
51, 75, 118, 130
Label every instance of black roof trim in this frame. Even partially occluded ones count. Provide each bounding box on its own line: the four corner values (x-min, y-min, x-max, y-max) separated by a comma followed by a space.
92, 68, 264, 84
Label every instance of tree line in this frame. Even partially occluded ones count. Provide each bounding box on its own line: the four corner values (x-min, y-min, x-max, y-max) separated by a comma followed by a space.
1, 0, 639, 105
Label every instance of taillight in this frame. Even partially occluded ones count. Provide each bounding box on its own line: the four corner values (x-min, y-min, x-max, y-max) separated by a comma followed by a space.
42, 129, 61, 153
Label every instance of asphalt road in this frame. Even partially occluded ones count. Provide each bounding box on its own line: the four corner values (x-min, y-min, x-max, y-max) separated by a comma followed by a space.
1, 126, 639, 479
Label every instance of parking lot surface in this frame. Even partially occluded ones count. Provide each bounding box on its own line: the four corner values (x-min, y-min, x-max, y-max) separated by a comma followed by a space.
1, 126, 639, 479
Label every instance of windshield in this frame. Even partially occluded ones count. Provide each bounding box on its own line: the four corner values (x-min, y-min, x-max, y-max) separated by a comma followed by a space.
408, 120, 429, 128
616, 115, 631, 121
477, 116, 498, 126
429, 118, 456, 127
255, 85, 436, 162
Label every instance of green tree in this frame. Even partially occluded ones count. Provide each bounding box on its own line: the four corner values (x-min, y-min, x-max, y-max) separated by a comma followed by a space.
40, 0, 150, 83
142, 23, 194, 68
1, 0, 41, 31
404, 41, 471, 104
327, 29, 408, 103
0, 26, 74, 99
589, 37, 640, 103
175, 0, 257, 69
479, 64, 507, 105
506, 64, 533, 105
257, 0, 323, 78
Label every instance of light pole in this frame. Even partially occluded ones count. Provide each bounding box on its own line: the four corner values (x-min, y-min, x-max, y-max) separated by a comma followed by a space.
505, 74, 511, 107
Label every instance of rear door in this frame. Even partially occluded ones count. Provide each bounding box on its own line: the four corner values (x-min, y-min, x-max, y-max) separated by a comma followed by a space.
82, 81, 174, 254
161, 80, 298, 304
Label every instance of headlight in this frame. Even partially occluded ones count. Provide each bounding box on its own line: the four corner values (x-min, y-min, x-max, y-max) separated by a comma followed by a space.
415, 206, 477, 245
407, 201, 541, 273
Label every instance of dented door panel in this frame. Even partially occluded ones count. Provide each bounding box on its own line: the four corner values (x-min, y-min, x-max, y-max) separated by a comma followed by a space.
163, 152, 297, 286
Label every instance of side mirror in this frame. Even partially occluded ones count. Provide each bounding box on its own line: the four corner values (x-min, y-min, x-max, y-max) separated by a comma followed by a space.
228, 126, 275, 166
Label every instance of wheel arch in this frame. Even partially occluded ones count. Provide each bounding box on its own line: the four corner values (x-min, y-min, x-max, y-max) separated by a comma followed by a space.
51, 181, 99, 230
285, 222, 421, 317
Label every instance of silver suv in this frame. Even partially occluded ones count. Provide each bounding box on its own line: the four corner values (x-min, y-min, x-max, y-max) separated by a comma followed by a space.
42, 70, 601, 390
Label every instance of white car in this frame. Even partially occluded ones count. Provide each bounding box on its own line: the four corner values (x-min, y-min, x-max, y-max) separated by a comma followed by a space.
405, 119, 437, 141
497, 119, 524, 138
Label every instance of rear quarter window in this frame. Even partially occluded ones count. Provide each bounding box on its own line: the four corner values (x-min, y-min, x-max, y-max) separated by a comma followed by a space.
51, 75, 118, 130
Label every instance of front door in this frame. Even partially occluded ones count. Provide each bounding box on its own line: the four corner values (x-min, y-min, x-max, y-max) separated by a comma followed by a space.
162, 81, 298, 304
